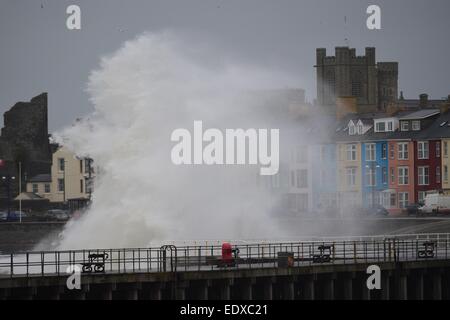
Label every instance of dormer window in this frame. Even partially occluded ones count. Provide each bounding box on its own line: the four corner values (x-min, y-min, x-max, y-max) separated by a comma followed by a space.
349, 125, 355, 135
412, 120, 420, 131
388, 121, 393, 131
348, 120, 356, 135
357, 124, 363, 135
401, 121, 409, 131
375, 122, 385, 132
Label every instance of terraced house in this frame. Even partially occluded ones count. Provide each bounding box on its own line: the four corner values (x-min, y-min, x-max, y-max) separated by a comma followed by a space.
386, 109, 442, 212
335, 118, 367, 216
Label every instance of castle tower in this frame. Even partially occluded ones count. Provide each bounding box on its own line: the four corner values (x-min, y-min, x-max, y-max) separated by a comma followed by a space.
315, 47, 398, 112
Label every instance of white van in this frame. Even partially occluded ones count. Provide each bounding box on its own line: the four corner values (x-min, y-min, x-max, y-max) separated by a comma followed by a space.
420, 193, 450, 213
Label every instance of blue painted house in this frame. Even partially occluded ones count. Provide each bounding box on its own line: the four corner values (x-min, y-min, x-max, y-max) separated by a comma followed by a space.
361, 140, 389, 208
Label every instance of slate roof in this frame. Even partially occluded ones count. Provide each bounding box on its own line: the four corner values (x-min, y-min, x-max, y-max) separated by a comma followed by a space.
398, 109, 440, 120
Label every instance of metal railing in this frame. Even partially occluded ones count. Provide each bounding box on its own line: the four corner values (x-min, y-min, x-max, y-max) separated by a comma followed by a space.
1, 234, 449, 278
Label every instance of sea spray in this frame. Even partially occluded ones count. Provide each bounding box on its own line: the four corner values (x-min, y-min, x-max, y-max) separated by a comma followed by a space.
53, 32, 299, 249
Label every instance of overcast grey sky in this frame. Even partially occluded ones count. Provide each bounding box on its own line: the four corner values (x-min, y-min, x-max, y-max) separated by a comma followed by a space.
1, 0, 449, 131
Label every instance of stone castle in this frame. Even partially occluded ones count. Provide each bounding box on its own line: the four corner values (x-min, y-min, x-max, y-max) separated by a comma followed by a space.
0, 93, 53, 199
315, 47, 398, 112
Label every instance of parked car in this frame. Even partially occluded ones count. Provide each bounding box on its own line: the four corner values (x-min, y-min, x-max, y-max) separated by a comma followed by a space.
364, 205, 389, 216
6, 211, 28, 221
405, 203, 422, 216
45, 209, 70, 221
0, 211, 7, 221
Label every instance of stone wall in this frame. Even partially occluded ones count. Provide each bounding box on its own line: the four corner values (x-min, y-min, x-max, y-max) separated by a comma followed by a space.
0, 93, 52, 200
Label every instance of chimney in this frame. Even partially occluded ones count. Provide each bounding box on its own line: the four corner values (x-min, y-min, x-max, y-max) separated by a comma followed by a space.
419, 94, 428, 108
440, 95, 450, 113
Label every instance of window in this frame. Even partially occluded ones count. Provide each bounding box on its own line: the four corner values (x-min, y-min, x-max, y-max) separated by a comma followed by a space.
398, 192, 409, 208
346, 144, 357, 161
390, 193, 397, 207
382, 167, 387, 184
58, 178, 65, 192
445, 141, 448, 157
366, 167, 376, 186
349, 124, 355, 135
418, 141, 429, 159
418, 191, 426, 204
375, 122, 385, 132
436, 166, 441, 184
58, 158, 65, 171
357, 124, 363, 135
365, 143, 376, 161
346, 167, 357, 186
80, 160, 83, 173
297, 194, 309, 212
398, 143, 409, 160
398, 167, 409, 185
85, 159, 92, 174
388, 121, 393, 131
296, 169, 308, 188
86, 179, 93, 194
445, 166, 449, 182
389, 144, 395, 159
352, 80, 362, 97
436, 142, 441, 158
80, 179, 84, 193
290, 171, 295, 187
326, 71, 335, 98
44, 184, 50, 193
296, 146, 307, 163
418, 166, 429, 185
390, 167, 395, 183
412, 120, 421, 131
401, 121, 409, 131
32, 184, 38, 194
380, 143, 386, 159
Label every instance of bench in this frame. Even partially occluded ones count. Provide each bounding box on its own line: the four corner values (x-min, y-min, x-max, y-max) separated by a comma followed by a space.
312, 245, 333, 263
82, 253, 109, 273
417, 241, 435, 259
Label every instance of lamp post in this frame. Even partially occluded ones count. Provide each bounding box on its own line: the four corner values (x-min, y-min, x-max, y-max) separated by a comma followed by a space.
2, 175, 16, 218
63, 160, 67, 204
19, 162, 22, 223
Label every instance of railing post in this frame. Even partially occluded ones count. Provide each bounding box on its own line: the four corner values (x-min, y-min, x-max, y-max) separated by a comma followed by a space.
26, 252, 29, 277
343, 241, 346, 264
198, 246, 201, 271
332, 242, 335, 262
41, 252, 44, 276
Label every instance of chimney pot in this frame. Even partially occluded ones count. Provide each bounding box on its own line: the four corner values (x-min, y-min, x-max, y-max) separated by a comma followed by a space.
419, 94, 428, 108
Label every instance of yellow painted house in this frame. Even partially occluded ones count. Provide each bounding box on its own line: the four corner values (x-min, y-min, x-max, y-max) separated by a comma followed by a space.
26, 146, 93, 203
335, 118, 374, 216
337, 142, 363, 214
441, 138, 450, 193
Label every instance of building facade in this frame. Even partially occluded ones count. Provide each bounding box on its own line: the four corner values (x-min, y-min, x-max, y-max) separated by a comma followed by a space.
26, 146, 93, 203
